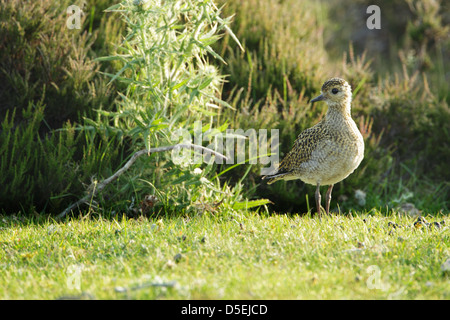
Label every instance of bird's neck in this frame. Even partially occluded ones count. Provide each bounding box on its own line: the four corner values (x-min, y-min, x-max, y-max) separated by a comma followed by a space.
325, 100, 352, 122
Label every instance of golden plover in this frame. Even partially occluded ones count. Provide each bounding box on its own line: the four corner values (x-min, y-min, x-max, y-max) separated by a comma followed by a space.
262, 78, 364, 216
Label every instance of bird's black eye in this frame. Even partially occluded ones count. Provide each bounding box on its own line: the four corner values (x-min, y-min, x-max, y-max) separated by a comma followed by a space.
331, 88, 339, 94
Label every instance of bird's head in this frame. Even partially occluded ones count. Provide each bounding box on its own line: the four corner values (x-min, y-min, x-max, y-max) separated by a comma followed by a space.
310, 78, 352, 110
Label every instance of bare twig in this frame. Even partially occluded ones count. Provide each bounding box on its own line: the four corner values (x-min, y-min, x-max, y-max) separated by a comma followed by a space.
57, 143, 227, 219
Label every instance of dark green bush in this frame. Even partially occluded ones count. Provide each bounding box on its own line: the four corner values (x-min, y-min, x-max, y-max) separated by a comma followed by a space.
0, 103, 121, 213
217, 0, 329, 102
0, 0, 124, 214
0, 0, 120, 128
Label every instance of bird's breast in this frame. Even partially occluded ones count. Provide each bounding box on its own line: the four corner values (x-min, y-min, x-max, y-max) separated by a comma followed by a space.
298, 121, 364, 186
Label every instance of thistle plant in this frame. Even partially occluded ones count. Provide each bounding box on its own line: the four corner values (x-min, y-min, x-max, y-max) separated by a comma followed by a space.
82, 0, 247, 214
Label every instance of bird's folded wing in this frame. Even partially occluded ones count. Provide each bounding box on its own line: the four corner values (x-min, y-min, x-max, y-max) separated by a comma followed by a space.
277, 122, 330, 173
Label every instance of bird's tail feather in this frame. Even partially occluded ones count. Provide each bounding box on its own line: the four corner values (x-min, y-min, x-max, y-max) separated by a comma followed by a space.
262, 172, 290, 185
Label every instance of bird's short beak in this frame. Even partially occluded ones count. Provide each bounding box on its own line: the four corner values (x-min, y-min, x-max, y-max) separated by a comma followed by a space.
310, 94, 325, 104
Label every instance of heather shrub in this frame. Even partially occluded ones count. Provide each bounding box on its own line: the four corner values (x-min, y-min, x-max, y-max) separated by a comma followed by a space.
0, 0, 121, 128
0, 102, 121, 213
216, 0, 329, 102
0, 0, 124, 214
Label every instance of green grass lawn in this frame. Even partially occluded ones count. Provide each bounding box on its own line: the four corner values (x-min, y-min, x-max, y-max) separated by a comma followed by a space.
0, 210, 448, 299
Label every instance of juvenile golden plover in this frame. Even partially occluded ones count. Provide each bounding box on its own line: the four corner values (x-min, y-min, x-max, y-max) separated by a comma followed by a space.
262, 78, 364, 216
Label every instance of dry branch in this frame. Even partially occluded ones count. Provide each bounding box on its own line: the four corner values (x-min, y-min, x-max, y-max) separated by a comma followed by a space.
57, 144, 227, 219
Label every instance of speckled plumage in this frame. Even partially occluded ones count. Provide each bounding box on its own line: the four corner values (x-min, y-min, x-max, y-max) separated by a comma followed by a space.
262, 77, 364, 215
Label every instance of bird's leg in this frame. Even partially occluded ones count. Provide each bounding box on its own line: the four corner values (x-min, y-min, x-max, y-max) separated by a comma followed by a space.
325, 184, 334, 215
315, 183, 321, 217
